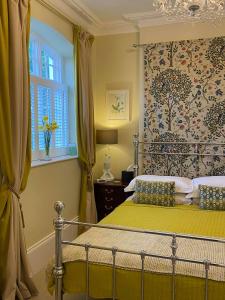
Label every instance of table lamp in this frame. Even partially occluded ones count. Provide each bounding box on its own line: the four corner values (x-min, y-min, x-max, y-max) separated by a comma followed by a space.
96, 129, 118, 181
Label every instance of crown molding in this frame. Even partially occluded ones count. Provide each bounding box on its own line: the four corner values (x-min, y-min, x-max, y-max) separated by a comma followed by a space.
94, 20, 139, 36
41, 0, 196, 36
41, 0, 101, 33
62, 0, 103, 27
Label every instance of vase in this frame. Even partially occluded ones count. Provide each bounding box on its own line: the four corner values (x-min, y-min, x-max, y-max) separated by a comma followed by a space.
43, 132, 52, 161
44, 153, 51, 161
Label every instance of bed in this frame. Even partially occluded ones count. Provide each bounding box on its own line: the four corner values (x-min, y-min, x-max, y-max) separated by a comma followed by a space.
49, 135, 225, 300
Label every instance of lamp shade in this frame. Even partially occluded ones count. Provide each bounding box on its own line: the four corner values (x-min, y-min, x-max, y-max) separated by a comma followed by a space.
96, 129, 118, 145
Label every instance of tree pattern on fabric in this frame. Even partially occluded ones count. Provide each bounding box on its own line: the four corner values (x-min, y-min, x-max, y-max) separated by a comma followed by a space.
143, 36, 225, 177
206, 37, 225, 71
204, 100, 225, 138
151, 69, 192, 131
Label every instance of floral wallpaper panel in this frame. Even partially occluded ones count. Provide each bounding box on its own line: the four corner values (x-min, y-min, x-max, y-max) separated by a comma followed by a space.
143, 37, 225, 177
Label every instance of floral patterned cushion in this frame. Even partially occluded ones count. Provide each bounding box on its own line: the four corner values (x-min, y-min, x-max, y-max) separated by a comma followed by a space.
133, 180, 175, 206
199, 185, 225, 211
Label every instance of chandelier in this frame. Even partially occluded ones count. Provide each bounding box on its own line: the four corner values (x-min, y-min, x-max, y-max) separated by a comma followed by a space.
153, 0, 225, 21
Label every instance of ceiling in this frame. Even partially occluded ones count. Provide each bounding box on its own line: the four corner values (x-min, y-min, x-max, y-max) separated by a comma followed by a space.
50, 0, 221, 36
80, 0, 154, 22
47, 0, 166, 35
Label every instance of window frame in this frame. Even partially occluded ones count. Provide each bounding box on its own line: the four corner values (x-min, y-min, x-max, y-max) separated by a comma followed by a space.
29, 32, 75, 161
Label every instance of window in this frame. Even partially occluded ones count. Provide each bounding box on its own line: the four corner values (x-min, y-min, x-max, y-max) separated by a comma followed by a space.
29, 21, 76, 161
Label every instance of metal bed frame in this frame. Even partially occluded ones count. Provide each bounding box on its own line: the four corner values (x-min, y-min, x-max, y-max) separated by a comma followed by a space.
54, 134, 225, 300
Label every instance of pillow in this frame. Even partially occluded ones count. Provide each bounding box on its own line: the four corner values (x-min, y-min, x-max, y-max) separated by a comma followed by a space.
199, 184, 225, 210
133, 180, 175, 206
127, 193, 192, 205
124, 175, 193, 194
186, 176, 225, 199
175, 193, 192, 205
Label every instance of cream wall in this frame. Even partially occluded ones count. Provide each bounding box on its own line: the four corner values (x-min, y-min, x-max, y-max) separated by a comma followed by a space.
22, 160, 80, 247
21, 0, 81, 248
93, 22, 225, 180
93, 33, 140, 180
140, 19, 225, 44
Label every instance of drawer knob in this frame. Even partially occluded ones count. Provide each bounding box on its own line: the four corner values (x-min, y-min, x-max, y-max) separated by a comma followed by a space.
104, 204, 113, 210
105, 197, 113, 202
105, 188, 114, 193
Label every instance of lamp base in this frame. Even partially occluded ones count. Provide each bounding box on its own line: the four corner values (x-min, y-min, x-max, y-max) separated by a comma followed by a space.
99, 170, 114, 182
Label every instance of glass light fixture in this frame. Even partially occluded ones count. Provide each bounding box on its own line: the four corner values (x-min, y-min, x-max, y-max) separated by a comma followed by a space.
153, 0, 225, 22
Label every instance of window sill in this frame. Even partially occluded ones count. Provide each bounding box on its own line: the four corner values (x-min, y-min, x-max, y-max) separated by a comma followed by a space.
31, 155, 78, 168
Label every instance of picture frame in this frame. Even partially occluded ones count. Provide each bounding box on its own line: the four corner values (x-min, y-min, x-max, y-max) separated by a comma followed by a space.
106, 89, 129, 120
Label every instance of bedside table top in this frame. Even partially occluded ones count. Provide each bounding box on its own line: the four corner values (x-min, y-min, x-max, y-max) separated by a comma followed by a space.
94, 179, 127, 187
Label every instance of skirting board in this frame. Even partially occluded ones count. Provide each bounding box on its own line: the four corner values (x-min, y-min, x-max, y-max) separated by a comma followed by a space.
28, 216, 79, 275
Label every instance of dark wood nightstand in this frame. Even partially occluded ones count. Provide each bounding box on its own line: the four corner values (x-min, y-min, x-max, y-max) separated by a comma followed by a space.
94, 180, 132, 221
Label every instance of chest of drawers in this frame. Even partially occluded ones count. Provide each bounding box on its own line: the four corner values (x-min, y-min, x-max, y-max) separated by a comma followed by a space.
94, 180, 132, 221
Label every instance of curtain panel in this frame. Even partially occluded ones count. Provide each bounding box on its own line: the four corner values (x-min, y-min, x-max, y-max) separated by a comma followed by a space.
0, 0, 37, 299
74, 26, 97, 225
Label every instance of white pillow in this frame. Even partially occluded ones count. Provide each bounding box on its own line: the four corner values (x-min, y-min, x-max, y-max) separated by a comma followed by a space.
175, 194, 192, 205
124, 175, 193, 194
186, 176, 225, 199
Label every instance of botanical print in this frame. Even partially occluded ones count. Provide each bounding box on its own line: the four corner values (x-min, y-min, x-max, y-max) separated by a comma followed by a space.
106, 89, 129, 120
143, 37, 225, 177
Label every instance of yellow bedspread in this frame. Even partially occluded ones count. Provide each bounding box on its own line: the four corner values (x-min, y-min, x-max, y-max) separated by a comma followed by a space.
48, 201, 225, 300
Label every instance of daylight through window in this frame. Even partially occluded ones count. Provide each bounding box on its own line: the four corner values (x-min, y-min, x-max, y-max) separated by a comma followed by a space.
29, 20, 76, 161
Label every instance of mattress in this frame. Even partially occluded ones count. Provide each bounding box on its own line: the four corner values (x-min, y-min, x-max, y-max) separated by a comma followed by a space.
47, 200, 225, 299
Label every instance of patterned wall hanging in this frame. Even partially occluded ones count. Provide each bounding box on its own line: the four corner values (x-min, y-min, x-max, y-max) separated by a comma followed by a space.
143, 36, 225, 177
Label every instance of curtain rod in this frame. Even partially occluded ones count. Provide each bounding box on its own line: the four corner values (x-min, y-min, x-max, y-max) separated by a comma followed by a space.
132, 43, 148, 48
35, 0, 75, 26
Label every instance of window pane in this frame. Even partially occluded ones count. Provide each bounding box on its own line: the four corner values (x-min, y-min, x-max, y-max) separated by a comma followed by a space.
40, 47, 61, 82
38, 85, 52, 150
29, 22, 75, 159
29, 39, 39, 76
30, 82, 35, 151
41, 49, 47, 79
49, 65, 54, 81
54, 88, 69, 148
29, 43, 33, 74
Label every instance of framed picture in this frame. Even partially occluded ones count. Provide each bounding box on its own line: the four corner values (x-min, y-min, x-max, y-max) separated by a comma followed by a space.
106, 89, 129, 120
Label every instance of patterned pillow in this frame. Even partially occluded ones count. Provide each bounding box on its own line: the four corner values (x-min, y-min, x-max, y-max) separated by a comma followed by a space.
199, 184, 225, 210
133, 180, 175, 207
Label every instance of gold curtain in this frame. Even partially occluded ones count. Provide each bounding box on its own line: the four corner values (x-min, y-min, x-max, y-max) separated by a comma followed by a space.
74, 26, 97, 224
0, 0, 38, 299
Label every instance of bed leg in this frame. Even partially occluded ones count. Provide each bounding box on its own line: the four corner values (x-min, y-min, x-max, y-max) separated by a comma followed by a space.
54, 201, 65, 300
204, 260, 210, 300
171, 234, 178, 300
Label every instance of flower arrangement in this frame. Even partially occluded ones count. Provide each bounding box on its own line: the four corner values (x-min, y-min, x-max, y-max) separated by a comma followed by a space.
38, 116, 59, 159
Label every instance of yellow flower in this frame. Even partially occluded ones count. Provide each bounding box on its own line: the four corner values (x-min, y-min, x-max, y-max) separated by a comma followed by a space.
52, 124, 59, 130
39, 117, 59, 132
